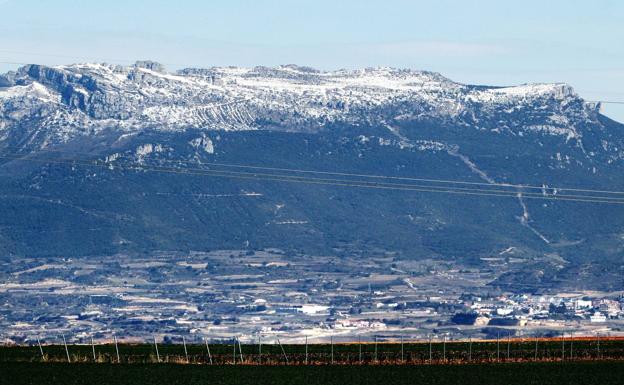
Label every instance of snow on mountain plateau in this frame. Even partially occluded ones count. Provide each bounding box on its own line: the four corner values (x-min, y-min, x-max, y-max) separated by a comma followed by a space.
0, 61, 601, 148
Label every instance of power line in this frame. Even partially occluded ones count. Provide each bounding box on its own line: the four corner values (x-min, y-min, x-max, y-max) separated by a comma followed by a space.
33, 148, 624, 196
0, 49, 136, 63
183, 161, 624, 195
1, 153, 623, 205
0, 154, 606, 201
0, 61, 30, 66
595, 101, 624, 105
4, 153, 624, 203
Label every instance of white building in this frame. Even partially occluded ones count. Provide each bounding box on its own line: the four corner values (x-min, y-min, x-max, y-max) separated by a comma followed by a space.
590, 312, 606, 323
575, 299, 592, 309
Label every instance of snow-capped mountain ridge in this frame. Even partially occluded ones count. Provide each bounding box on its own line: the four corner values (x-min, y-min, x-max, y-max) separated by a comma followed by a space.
0, 62, 622, 271
0, 61, 599, 149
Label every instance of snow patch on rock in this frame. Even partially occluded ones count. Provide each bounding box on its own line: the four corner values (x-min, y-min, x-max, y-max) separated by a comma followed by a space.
189, 135, 214, 154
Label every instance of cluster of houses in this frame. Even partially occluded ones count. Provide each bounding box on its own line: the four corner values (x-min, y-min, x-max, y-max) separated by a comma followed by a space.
462, 294, 624, 326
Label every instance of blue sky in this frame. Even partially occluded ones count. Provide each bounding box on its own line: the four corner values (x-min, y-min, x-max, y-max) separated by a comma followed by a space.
1, 0, 623, 121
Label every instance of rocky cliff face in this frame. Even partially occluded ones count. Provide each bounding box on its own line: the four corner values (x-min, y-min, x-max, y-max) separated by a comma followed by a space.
0, 61, 606, 149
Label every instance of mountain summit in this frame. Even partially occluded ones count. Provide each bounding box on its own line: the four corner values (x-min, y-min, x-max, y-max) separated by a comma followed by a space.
0, 61, 602, 149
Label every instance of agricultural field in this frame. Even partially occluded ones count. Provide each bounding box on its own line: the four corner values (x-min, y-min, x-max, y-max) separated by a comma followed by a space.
1, 361, 624, 385
1, 338, 623, 365
1, 339, 624, 384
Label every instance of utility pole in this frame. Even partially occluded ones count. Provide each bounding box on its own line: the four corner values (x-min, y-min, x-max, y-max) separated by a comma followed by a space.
153, 336, 160, 363
258, 335, 262, 365
305, 336, 308, 365
91, 336, 96, 362
204, 338, 212, 365
37, 337, 45, 361
429, 336, 432, 363
62, 335, 70, 363
400, 336, 404, 362
507, 333, 511, 361
277, 338, 288, 364
114, 335, 120, 364
534, 336, 538, 361
468, 337, 472, 362
443, 335, 446, 363
183, 336, 189, 363
358, 336, 362, 364
496, 332, 500, 362
238, 338, 244, 363
374, 336, 378, 364
330, 336, 334, 364
561, 334, 565, 361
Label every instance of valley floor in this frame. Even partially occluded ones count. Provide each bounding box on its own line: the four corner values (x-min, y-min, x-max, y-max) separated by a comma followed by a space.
2, 250, 624, 343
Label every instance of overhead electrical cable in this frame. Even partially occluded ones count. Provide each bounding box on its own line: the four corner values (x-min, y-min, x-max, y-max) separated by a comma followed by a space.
32, 148, 624, 196
1, 153, 623, 205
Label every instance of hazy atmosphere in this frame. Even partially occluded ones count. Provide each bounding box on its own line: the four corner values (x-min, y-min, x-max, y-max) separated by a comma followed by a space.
1, 0, 623, 121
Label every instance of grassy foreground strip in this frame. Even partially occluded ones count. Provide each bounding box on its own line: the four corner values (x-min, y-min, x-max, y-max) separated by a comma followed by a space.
1, 361, 624, 385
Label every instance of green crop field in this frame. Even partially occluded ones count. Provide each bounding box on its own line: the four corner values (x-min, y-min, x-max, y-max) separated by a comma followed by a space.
2, 361, 624, 385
